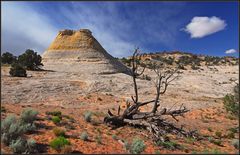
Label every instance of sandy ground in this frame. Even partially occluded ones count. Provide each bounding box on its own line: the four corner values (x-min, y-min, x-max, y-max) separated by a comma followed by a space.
1, 65, 238, 110
1, 65, 239, 154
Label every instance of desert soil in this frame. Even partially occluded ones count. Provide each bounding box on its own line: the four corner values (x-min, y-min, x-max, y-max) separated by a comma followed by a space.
1, 65, 239, 154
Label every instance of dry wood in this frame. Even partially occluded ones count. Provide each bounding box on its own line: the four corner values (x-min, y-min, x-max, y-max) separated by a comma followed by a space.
104, 48, 198, 142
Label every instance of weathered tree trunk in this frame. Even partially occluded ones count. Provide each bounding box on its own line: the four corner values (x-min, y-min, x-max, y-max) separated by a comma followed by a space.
104, 48, 198, 142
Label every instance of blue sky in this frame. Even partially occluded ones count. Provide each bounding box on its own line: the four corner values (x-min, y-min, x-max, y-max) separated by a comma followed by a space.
1, 1, 239, 57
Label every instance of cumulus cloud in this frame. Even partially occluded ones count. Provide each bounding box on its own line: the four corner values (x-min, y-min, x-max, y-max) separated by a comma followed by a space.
225, 49, 237, 54
184, 16, 226, 38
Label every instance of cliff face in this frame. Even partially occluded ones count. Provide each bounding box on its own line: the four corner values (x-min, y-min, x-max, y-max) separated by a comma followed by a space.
47, 29, 104, 51
42, 29, 129, 74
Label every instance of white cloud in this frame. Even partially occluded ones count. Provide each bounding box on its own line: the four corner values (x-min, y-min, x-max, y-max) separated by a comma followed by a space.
1, 2, 185, 57
184, 16, 227, 38
2, 2, 58, 55
225, 49, 237, 54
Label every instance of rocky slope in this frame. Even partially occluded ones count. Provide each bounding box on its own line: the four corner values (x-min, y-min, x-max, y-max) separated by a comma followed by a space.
42, 29, 129, 74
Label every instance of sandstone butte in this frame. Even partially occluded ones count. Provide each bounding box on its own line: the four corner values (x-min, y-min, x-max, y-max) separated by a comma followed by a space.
42, 29, 129, 74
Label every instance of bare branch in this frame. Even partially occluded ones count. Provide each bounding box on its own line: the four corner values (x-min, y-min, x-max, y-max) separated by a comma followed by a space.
118, 106, 121, 115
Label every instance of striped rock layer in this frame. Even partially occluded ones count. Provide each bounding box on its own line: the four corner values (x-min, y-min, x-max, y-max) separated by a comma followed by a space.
42, 29, 129, 74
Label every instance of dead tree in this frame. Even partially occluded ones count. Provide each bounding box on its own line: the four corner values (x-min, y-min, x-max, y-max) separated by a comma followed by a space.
104, 48, 198, 142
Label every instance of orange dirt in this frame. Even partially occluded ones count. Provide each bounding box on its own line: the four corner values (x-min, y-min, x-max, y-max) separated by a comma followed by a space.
1, 93, 239, 154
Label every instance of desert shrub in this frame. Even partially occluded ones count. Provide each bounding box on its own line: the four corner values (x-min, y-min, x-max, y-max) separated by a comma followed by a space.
226, 132, 235, 139
1, 115, 17, 133
208, 137, 222, 146
215, 131, 222, 138
212, 139, 222, 146
178, 64, 186, 70
231, 139, 239, 149
80, 131, 88, 141
61, 145, 72, 154
20, 108, 38, 124
95, 134, 102, 144
19, 108, 38, 132
155, 56, 174, 65
83, 111, 92, 122
46, 111, 62, 117
156, 140, 179, 150
18, 49, 43, 70
120, 57, 131, 66
52, 116, 61, 124
53, 128, 66, 137
10, 137, 36, 154
129, 138, 146, 154
191, 65, 200, 70
233, 84, 239, 102
1, 111, 38, 153
1, 115, 26, 145
155, 150, 161, 154
1, 106, 6, 112
207, 127, 213, 132
50, 136, 70, 152
9, 63, 27, 77
228, 127, 238, 134
142, 74, 151, 81
177, 56, 192, 65
1, 52, 17, 64
124, 140, 130, 151
185, 137, 196, 144
194, 149, 225, 154
112, 134, 118, 140
223, 84, 239, 117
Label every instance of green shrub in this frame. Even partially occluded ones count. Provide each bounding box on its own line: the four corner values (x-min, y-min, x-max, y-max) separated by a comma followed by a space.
207, 127, 213, 132
156, 140, 179, 150
83, 111, 92, 122
155, 150, 161, 154
178, 64, 186, 70
53, 128, 66, 137
46, 111, 62, 117
191, 65, 200, 70
9, 63, 27, 77
215, 131, 222, 138
228, 127, 238, 134
80, 131, 88, 141
52, 116, 61, 124
112, 134, 118, 140
196, 149, 225, 154
1, 52, 17, 64
50, 136, 70, 152
20, 108, 38, 124
18, 49, 43, 70
224, 84, 239, 117
95, 134, 102, 144
226, 132, 235, 139
19, 108, 38, 132
185, 137, 196, 144
212, 139, 222, 146
129, 138, 146, 154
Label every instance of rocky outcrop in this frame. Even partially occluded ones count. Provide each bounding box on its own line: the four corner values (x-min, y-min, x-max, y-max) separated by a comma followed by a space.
42, 29, 129, 74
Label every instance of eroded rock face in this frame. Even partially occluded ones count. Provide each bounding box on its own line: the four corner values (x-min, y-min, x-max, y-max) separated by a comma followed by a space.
42, 29, 129, 74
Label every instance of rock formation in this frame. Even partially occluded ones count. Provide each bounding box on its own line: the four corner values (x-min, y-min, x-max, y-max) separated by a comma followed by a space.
42, 29, 129, 74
